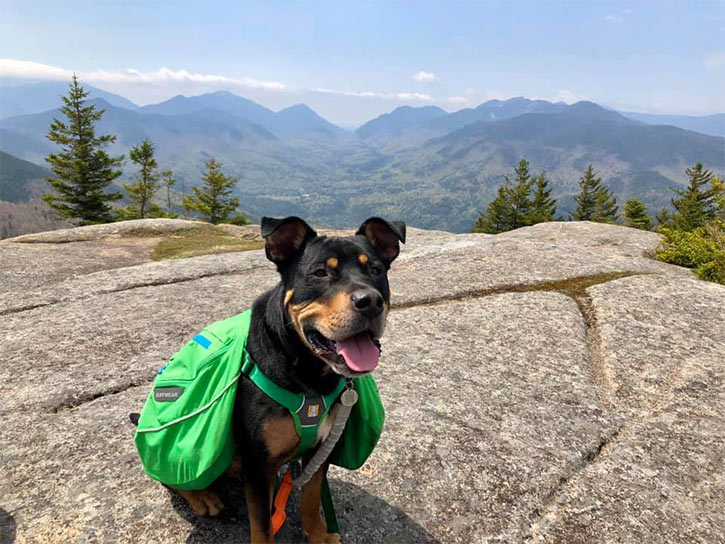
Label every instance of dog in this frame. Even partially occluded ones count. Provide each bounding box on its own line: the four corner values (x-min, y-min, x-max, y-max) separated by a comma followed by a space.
171, 215, 405, 543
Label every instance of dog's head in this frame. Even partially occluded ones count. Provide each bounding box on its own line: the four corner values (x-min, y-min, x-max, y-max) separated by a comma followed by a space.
262, 216, 405, 378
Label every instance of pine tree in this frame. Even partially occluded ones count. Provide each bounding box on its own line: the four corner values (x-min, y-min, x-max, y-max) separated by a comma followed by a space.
527, 171, 557, 224
571, 165, 599, 221
571, 164, 618, 222
712, 176, 725, 220
472, 159, 534, 234
42, 75, 123, 224
506, 159, 534, 227
670, 163, 718, 231
183, 158, 239, 224
623, 198, 652, 230
656, 207, 673, 227
122, 139, 160, 219
592, 185, 619, 223
160, 170, 176, 214
472, 185, 511, 233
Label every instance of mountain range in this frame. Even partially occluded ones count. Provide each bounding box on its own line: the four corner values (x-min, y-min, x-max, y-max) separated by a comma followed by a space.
1, 81, 723, 232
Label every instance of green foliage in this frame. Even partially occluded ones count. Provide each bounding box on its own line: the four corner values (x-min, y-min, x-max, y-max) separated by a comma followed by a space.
506, 159, 534, 227
472, 159, 556, 233
669, 162, 718, 231
710, 175, 724, 221
571, 164, 618, 222
42, 75, 123, 224
472, 185, 510, 233
623, 198, 652, 230
115, 202, 167, 221
656, 206, 673, 227
123, 139, 160, 219
528, 172, 557, 224
656, 221, 725, 284
182, 158, 239, 224
222, 213, 251, 226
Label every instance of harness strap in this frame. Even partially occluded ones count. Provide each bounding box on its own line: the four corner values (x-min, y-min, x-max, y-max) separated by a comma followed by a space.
321, 474, 339, 534
241, 353, 346, 456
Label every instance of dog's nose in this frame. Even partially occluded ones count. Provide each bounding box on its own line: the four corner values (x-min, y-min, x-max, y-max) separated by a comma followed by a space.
351, 289, 384, 319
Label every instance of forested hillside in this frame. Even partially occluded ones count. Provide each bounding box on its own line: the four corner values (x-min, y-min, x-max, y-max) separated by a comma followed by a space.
1, 87, 723, 232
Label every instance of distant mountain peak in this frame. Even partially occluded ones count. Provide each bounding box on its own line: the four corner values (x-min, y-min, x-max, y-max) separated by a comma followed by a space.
356, 104, 447, 140
279, 103, 315, 114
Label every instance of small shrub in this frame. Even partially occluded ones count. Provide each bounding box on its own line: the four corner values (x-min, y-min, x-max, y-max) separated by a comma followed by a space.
656, 221, 725, 284
223, 213, 251, 226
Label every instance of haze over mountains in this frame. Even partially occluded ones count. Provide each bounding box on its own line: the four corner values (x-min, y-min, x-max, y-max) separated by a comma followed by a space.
1, 81, 723, 232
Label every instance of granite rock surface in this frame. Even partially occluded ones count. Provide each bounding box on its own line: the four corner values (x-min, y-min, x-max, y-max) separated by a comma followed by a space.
0, 220, 722, 544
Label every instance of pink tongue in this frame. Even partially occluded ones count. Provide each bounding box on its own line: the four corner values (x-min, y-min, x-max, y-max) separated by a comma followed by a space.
335, 333, 380, 372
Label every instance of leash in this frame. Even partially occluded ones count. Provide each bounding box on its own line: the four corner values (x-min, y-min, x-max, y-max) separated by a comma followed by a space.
271, 381, 358, 535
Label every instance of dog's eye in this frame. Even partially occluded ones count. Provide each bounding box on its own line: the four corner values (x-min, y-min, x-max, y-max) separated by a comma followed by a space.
312, 269, 328, 278
370, 264, 383, 276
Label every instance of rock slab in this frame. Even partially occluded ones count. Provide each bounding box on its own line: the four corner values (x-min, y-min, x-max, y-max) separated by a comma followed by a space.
0, 220, 723, 543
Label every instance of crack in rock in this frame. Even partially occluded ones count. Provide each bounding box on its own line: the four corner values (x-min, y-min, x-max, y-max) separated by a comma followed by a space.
47, 378, 153, 414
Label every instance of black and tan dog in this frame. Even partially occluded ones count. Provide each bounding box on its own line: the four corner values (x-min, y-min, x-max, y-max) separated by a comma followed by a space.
172, 216, 405, 543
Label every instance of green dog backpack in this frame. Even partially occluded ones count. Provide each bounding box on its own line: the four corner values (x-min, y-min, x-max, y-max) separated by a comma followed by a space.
134, 308, 385, 491
134, 310, 252, 490
329, 374, 385, 470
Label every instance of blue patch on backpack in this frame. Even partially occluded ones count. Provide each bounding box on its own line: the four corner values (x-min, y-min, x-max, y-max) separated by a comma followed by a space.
158, 363, 169, 375
193, 334, 212, 349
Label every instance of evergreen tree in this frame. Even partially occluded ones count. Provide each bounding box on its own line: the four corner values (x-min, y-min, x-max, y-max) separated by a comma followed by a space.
42, 75, 123, 224
571, 164, 618, 222
506, 159, 534, 227
670, 163, 718, 231
472, 159, 533, 234
122, 139, 160, 219
527, 171, 557, 224
592, 185, 619, 223
472, 159, 560, 233
656, 207, 673, 227
571, 165, 599, 221
623, 198, 652, 230
183, 158, 239, 224
712, 175, 725, 220
160, 170, 176, 214
472, 185, 511, 233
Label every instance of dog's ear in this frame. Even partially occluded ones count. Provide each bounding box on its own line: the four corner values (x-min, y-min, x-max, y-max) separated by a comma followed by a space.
261, 216, 317, 266
356, 217, 406, 263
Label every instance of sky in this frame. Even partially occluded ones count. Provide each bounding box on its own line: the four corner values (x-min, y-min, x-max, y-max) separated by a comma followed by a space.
1, 0, 723, 126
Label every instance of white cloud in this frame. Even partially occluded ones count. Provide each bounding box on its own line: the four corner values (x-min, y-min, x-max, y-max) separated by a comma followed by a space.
704, 51, 725, 70
604, 14, 622, 23
0, 58, 440, 104
313, 87, 435, 101
463, 87, 476, 95
0, 58, 72, 80
552, 89, 585, 103
0, 58, 286, 91
447, 96, 469, 105
413, 71, 437, 83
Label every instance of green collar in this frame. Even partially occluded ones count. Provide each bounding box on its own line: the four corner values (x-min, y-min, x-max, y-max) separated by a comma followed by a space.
241, 352, 346, 457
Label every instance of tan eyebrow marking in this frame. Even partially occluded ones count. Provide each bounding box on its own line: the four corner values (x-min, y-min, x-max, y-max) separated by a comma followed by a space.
358, 254, 369, 265
326, 257, 339, 268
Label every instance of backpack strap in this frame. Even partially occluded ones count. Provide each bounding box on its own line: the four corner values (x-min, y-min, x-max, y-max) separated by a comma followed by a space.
242, 353, 345, 456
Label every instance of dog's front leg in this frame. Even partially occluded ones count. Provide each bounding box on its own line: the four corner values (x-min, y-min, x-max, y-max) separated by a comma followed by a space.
301, 464, 341, 544
245, 465, 276, 544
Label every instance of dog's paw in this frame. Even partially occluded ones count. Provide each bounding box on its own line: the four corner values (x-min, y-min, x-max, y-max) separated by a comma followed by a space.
176, 489, 224, 517
323, 533, 342, 544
